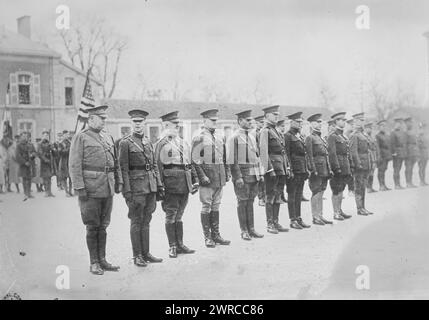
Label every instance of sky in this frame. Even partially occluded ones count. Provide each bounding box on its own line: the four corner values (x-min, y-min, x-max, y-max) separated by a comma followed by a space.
1, 0, 429, 112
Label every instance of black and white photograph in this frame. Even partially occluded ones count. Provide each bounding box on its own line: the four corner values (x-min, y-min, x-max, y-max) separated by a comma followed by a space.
1, 0, 429, 303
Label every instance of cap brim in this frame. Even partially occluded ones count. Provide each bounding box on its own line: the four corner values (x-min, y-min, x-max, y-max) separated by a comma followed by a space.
132, 117, 146, 121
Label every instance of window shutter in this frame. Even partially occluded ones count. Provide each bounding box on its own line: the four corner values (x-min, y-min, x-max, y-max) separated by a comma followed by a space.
9, 73, 18, 105
32, 74, 41, 105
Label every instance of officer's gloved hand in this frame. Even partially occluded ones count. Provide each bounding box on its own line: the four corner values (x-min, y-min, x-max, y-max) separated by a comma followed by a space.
235, 178, 245, 188
259, 176, 264, 183
334, 168, 342, 176
200, 176, 211, 186
25, 161, 31, 167
329, 170, 334, 178
191, 183, 199, 195
77, 189, 88, 201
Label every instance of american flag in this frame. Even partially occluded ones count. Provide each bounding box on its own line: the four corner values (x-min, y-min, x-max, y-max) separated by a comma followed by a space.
74, 69, 96, 133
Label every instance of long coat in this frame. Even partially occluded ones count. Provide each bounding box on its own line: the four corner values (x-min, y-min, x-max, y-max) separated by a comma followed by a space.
390, 129, 407, 158
58, 138, 71, 179
191, 128, 230, 188
305, 131, 331, 177
119, 132, 162, 196
418, 132, 429, 160
328, 128, 352, 176
37, 140, 54, 178
15, 141, 35, 178
5, 142, 20, 184
406, 129, 419, 160
69, 128, 123, 198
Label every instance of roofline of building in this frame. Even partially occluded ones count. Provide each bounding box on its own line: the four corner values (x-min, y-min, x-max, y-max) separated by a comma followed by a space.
0, 48, 61, 58
59, 59, 103, 86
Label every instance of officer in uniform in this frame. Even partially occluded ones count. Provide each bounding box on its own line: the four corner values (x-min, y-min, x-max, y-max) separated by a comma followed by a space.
284, 112, 310, 229
155, 111, 198, 258
15, 131, 35, 201
418, 122, 428, 186
344, 118, 355, 196
276, 119, 288, 204
192, 109, 231, 248
253, 115, 266, 206
390, 118, 407, 189
259, 105, 291, 234
375, 120, 392, 191
364, 122, 379, 193
327, 112, 353, 220
404, 117, 418, 188
228, 110, 264, 240
350, 113, 374, 216
305, 113, 333, 225
69, 105, 122, 275
37, 130, 55, 197
58, 130, 73, 196
119, 109, 164, 267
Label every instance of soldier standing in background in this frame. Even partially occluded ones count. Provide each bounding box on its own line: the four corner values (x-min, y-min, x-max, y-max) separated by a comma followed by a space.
390, 118, 407, 189
404, 117, 419, 188
344, 118, 355, 197
375, 120, 392, 191
6, 135, 21, 193
327, 112, 353, 221
350, 113, 374, 216
53, 132, 62, 190
284, 112, 310, 230
228, 110, 264, 241
276, 119, 288, 204
119, 109, 164, 266
15, 132, 35, 201
253, 115, 266, 207
305, 113, 333, 226
259, 105, 290, 234
33, 137, 43, 192
155, 111, 197, 258
37, 130, 55, 197
364, 122, 379, 193
59, 130, 73, 196
418, 122, 428, 186
192, 109, 231, 248
69, 105, 122, 275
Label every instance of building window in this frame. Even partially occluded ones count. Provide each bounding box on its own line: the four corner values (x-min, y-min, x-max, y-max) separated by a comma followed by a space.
17, 119, 36, 139
149, 126, 160, 144
18, 74, 31, 104
65, 77, 74, 106
120, 125, 131, 138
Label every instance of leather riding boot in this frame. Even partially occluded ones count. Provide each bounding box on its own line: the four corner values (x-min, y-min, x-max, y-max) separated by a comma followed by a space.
133, 254, 147, 267
247, 200, 263, 238
86, 226, 99, 266
211, 211, 231, 245
237, 202, 251, 240
201, 214, 215, 248
98, 228, 120, 271
265, 203, 278, 234
175, 221, 195, 254
90, 262, 104, 275
141, 226, 162, 262
273, 203, 288, 232
311, 193, 318, 219
165, 223, 178, 257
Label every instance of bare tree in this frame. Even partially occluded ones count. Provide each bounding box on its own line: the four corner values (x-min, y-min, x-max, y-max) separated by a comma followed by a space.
58, 16, 127, 98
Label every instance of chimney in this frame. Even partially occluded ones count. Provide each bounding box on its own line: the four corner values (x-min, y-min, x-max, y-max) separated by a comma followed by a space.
17, 15, 31, 38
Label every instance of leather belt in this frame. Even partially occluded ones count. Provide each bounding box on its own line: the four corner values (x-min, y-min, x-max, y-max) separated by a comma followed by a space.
84, 165, 115, 173
129, 164, 154, 171
269, 151, 285, 155
164, 164, 192, 170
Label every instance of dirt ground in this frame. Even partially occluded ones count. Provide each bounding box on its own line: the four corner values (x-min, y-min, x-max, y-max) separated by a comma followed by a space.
1, 168, 429, 300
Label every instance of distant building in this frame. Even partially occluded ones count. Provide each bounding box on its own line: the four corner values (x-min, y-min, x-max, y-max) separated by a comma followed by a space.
0, 16, 102, 139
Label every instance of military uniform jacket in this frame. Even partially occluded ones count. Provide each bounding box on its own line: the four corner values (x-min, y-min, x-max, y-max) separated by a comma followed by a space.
37, 139, 54, 178
418, 132, 429, 160
350, 129, 371, 171
228, 128, 263, 184
15, 141, 34, 178
69, 128, 123, 198
155, 133, 198, 194
365, 133, 379, 169
284, 128, 308, 174
390, 129, 407, 158
191, 128, 231, 188
328, 128, 352, 175
406, 130, 419, 159
259, 122, 290, 176
305, 130, 331, 177
375, 131, 392, 161
119, 132, 162, 196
